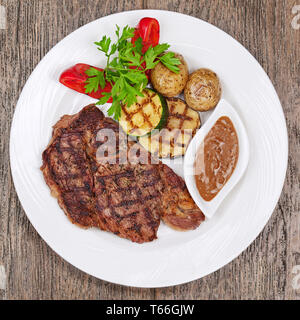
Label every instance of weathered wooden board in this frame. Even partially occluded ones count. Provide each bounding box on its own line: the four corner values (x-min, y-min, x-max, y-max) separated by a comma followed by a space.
0, 0, 299, 299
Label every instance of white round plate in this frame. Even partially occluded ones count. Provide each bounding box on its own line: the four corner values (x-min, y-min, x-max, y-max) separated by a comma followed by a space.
10, 10, 288, 288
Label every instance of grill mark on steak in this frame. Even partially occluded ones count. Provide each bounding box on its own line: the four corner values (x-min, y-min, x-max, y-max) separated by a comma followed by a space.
114, 199, 140, 208
142, 177, 161, 188
92, 157, 162, 242
98, 170, 135, 180
43, 138, 97, 226
41, 104, 205, 243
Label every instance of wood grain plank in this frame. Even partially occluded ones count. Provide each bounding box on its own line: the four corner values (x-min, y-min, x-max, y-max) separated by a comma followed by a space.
0, 0, 299, 300
145, 0, 300, 300
0, 0, 153, 300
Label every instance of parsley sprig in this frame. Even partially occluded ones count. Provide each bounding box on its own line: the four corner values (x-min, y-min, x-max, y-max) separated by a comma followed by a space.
84, 25, 181, 120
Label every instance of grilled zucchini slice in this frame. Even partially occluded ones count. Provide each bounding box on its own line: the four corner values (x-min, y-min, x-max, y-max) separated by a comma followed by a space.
139, 97, 201, 158
119, 88, 168, 137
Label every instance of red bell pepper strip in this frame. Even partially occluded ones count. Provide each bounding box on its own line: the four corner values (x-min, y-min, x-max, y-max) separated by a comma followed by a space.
131, 17, 160, 54
131, 18, 160, 80
59, 63, 113, 102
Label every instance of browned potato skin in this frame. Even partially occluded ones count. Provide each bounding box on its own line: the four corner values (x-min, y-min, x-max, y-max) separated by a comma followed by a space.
184, 68, 222, 111
150, 53, 188, 97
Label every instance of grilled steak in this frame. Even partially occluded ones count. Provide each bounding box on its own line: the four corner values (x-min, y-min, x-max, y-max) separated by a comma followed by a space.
41, 106, 102, 228
159, 164, 205, 230
41, 104, 204, 243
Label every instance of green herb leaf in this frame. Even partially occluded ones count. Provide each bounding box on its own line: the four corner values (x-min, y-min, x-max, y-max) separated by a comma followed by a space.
84, 24, 181, 119
84, 68, 106, 92
110, 43, 117, 55
158, 52, 181, 73
96, 92, 111, 105
134, 37, 143, 55
124, 71, 147, 85
153, 43, 170, 56
119, 25, 135, 41
94, 35, 111, 55
108, 99, 122, 120
111, 77, 124, 97
144, 46, 160, 70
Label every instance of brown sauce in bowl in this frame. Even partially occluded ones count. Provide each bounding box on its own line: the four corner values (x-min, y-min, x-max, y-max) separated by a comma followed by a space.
194, 116, 239, 201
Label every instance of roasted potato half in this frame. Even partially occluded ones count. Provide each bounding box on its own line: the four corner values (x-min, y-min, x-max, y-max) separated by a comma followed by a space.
150, 53, 188, 97
139, 97, 200, 158
184, 68, 221, 111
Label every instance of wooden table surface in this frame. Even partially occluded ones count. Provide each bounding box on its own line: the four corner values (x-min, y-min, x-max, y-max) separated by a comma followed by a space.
0, 0, 299, 300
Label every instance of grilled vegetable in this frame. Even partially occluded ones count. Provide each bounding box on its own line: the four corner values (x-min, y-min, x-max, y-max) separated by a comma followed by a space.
150, 52, 188, 97
119, 88, 168, 137
59, 63, 113, 101
184, 68, 221, 111
139, 97, 201, 158
131, 17, 160, 54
